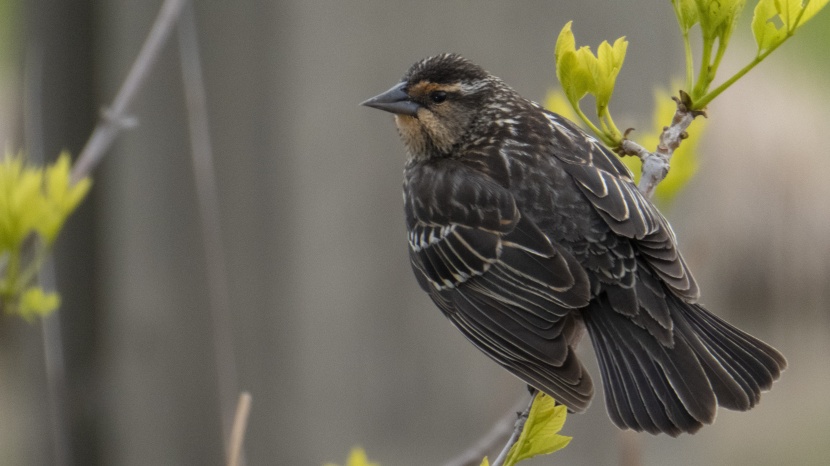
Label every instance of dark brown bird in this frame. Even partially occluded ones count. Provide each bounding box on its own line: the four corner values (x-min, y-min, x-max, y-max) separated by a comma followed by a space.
361, 53, 786, 436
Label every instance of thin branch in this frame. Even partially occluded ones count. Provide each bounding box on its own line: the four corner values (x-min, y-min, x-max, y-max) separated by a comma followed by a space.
620, 91, 704, 198
24, 35, 70, 466
227, 392, 253, 466
491, 395, 534, 466
177, 3, 243, 463
444, 395, 533, 466
618, 430, 642, 466
39, 261, 71, 466
70, 0, 188, 183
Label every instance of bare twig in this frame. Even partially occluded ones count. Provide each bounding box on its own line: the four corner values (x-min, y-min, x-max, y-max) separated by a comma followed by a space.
619, 91, 705, 198
227, 392, 253, 466
177, 3, 244, 463
39, 261, 71, 466
444, 394, 533, 466
618, 430, 642, 466
491, 396, 533, 466
25, 37, 71, 466
70, 0, 188, 183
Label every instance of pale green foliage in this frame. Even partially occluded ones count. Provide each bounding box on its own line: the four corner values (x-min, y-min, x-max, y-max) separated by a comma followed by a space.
19, 287, 61, 321
753, 0, 829, 53
686, 0, 746, 99
0, 151, 91, 319
331, 395, 570, 466
553, 0, 826, 202
673, 0, 828, 108
555, 21, 628, 148
323, 447, 378, 466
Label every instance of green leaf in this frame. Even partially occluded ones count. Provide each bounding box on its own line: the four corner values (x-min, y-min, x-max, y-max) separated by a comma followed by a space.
0, 154, 46, 250
479, 458, 490, 466
554, 21, 626, 146
555, 22, 592, 106
752, 0, 829, 53
558, 50, 590, 106
554, 21, 576, 66
594, 36, 628, 113
38, 151, 92, 244
18, 286, 60, 320
0, 150, 90, 322
323, 447, 379, 466
503, 393, 571, 465
752, 0, 788, 51
674, 0, 701, 31
696, 0, 746, 39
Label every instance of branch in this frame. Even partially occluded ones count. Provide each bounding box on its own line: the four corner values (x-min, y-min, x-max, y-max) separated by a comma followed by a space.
491, 396, 534, 466
444, 395, 533, 466
227, 392, 253, 466
619, 91, 705, 198
177, 2, 243, 461
70, 0, 188, 183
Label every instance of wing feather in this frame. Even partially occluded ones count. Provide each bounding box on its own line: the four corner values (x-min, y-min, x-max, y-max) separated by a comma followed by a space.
405, 158, 594, 411
545, 111, 700, 302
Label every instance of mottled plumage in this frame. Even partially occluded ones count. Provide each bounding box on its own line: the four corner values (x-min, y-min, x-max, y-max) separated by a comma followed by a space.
362, 53, 786, 436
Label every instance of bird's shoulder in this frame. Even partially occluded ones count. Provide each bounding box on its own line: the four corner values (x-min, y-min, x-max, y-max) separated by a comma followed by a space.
403, 157, 519, 232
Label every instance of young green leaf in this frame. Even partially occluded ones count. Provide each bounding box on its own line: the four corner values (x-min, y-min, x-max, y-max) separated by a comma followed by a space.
752, 0, 829, 54
696, 0, 746, 40
594, 37, 628, 114
39, 151, 92, 244
555, 22, 591, 107
0, 150, 91, 320
502, 393, 571, 466
0, 155, 46, 250
752, 0, 788, 52
554, 22, 627, 147
18, 286, 61, 321
673, 0, 701, 31
323, 447, 378, 466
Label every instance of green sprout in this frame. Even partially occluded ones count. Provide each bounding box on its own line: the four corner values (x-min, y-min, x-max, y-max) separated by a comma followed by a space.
495, 393, 571, 466
555, 21, 628, 148
0, 151, 91, 320
675, 0, 829, 109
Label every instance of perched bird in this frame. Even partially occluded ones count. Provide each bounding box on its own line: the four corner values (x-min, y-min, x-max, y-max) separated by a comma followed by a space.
361, 53, 786, 436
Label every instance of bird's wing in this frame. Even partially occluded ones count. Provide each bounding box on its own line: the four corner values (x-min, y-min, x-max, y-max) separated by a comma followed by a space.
405, 159, 595, 410
543, 111, 700, 302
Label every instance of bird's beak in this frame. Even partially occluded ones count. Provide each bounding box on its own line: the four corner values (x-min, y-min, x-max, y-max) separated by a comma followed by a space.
361, 82, 421, 116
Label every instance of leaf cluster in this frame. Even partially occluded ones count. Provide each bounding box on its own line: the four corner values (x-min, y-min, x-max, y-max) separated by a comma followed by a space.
553, 0, 827, 200
0, 151, 91, 319
492, 393, 571, 466
555, 21, 628, 148
675, 0, 829, 108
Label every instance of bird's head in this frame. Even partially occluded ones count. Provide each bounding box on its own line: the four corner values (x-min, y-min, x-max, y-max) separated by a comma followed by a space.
362, 54, 496, 160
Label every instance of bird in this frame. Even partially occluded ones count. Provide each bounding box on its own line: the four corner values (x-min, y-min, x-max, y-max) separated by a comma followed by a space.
361, 53, 786, 436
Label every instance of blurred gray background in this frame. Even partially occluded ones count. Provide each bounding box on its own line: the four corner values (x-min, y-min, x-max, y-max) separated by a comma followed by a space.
2, 1, 829, 465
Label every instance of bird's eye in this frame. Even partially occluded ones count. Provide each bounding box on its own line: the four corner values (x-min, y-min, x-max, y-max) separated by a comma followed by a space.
429, 91, 448, 104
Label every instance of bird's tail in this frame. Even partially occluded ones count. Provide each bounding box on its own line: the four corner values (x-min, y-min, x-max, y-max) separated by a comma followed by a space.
582, 292, 786, 436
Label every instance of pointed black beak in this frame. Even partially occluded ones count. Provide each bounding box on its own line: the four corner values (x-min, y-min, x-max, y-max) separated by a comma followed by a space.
361, 82, 421, 116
